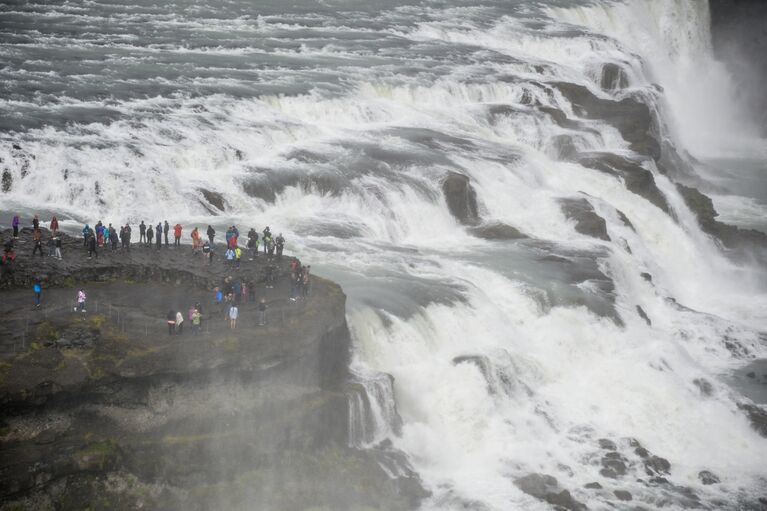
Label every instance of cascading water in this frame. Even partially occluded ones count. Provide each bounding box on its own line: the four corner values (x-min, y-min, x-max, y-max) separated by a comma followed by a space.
2, 0, 766, 509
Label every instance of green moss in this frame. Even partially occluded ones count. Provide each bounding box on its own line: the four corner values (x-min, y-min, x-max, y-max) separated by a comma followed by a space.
61, 276, 76, 288
0, 426, 11, 437
34, 321, 60, 343
30, 342, 41, 351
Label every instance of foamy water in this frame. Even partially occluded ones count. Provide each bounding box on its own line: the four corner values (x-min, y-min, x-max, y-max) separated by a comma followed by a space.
2, 0, 766, 508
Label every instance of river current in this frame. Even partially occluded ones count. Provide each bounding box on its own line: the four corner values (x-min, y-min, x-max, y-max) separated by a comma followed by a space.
1, 0, 766, 509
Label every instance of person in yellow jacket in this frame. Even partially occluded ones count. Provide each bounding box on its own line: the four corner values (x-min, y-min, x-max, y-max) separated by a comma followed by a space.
234, 246, 242, 269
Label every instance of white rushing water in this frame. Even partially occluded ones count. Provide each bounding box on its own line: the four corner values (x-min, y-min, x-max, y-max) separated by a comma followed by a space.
2, 0, 766, 508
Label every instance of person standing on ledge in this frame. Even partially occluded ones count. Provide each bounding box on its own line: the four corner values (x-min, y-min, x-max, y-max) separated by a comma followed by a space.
32, 214, 39, 231
166, 310, 176, 335
12, 214, 20, 239
139, 221, 146, 244
275, 233, 285, 259
163, 220, 170, 247
82, 224, 91, 246
175, 310, 184, 335
54, 235, 62, 259
49, 215, 59, 236
156, 222, 163, 249
258, 298, 267, 326
87, 232, 98, 259
174, 223, 182, 247
146, 223, 154, 248
77, 289, 87, 313
228, 303, 238, 330
207, 225, 215, 246
31, 228, 44, 258
33, 279, 42, 307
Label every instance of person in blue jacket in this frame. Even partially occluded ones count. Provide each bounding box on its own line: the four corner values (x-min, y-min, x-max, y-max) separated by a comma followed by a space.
33, 280, 42, 307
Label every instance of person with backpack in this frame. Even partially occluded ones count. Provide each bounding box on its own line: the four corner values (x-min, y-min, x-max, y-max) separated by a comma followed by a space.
109, 225, 119, 251
77, 289, 87, 312
247, 229, 257, 260
123, 224, 132, 251
225, 247, 235, 268
214, 287, 223, 313
33, 280, 42, 307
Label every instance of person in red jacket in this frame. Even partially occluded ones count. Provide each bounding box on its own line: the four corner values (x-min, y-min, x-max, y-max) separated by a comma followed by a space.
49, 216, 59, 235
173, 223, 182, 247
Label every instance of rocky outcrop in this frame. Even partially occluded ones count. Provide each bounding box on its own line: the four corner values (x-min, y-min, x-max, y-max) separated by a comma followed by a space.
198, 188, 227, 213
676, 184, 767, 250
442, 172, 479, 225
0, 229, 426, 511
514, 473, 587, 511
468, 222, 527, 240
600, 63, 629, 91
549, 81, 660, 159
575, 152, 670, 213
559, 197, 610, 241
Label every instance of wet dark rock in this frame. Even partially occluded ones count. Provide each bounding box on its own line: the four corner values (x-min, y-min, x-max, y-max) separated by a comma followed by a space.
616, 210, 635, 231
12, 143, 21, 150
549, 81, 660, 159
584, 482, 602, 490
600, 63, 629, 91
468, 222, 527, 240
747, 371, 756, 379
698, 470, 720, 485
442, 172, 480, 225
551, 134, 578, 160
514, 474, 587, 511
693, 378, 713, 397
613, 490, 633, 502
600, 452, 627, 478
640, 272, 652, 283
198, 188, 226, 213
1, 169, 11, 192
676, 184, 767, 249
738, 402, 767, 437
723, 335, 752, 358
636, 306, 651, 326
644, 455, 671, 476
560, 198, 610, 241
598, 438, 617, 451
575, 152, 670, 213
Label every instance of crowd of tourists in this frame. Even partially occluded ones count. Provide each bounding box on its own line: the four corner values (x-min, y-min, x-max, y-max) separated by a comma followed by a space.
3, 214, 314, 332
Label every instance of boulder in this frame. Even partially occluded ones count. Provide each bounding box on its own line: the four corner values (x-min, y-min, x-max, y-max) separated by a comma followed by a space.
514, 474, 587, 511
613, 490, 633, 502
198, 189, 226, 212
468, 222, 526, 240
442, 172, 480, 225
560, 198, 610, 241
600, 63, 629, 91
636, 305, 651, 326
698, 470, 720, 485
738, 402, 767, 437
600, 451, 627, 478
549, 81, 660, 159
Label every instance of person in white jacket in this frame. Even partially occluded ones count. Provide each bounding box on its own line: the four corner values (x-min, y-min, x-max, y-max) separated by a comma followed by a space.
175, 310, 184, 334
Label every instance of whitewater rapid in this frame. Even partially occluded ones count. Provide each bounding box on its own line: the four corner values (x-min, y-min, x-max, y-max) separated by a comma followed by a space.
2, 0, 766, 508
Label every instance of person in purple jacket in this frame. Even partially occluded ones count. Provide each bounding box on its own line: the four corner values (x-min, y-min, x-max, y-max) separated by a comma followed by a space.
12, 215, 20, 238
